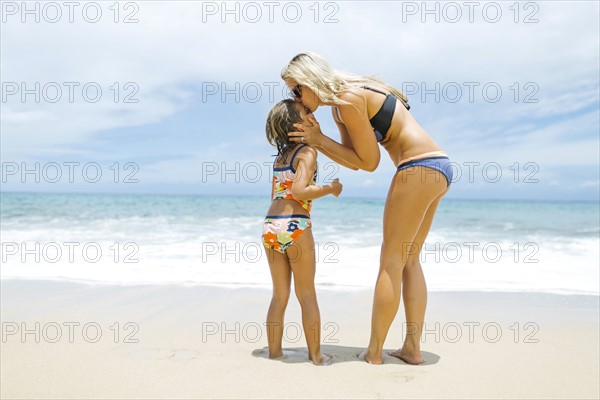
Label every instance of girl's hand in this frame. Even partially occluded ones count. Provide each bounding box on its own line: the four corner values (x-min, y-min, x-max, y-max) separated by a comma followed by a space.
288, 115, 324, 147
330, 178, 343, 197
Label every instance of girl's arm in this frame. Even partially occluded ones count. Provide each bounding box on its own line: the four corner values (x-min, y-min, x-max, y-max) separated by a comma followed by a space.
289, 95, 381, 172
291, 147, 342, 200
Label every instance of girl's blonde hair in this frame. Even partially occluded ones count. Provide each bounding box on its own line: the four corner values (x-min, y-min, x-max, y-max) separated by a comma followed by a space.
265, 99, 301, 160
281, 51, 409, 109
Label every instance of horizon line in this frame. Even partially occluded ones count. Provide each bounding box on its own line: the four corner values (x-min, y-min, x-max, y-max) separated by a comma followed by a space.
1, 190, 598, 204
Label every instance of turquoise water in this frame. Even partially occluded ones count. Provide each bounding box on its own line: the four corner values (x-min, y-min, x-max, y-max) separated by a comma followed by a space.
1, 192, 598, 293
3, 192, 597, 237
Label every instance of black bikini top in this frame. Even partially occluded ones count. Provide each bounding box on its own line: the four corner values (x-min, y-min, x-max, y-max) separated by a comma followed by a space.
360, 85, 410, 142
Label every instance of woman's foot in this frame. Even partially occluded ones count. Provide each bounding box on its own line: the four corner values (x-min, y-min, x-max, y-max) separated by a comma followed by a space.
388, 345, 423, 365
357, 349, 383, 365
310, 353, 333, 366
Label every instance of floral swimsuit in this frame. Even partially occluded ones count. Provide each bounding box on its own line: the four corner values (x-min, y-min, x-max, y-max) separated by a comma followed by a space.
262, 144, 316, 253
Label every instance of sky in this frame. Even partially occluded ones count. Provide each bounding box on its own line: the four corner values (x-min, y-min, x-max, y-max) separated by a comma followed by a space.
1, 0, 599, 201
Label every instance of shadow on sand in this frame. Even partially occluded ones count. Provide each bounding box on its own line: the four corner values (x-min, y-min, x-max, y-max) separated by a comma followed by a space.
252, 345, 440, 365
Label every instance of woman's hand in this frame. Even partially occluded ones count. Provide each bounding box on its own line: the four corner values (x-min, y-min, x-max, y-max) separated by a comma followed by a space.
288, 115, 324, 147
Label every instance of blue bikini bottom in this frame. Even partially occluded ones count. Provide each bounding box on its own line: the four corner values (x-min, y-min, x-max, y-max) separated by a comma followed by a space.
396, 156, 453, 187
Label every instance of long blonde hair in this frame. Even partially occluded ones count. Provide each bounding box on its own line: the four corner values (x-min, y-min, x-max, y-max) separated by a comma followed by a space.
281, 51, 410, 109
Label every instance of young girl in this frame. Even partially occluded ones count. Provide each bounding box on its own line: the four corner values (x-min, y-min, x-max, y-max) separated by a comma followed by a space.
262, 99, 342, 366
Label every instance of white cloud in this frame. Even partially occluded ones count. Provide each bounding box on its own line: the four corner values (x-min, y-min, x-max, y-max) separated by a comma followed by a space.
581, 180, 600, 188
1, 1, 598, 198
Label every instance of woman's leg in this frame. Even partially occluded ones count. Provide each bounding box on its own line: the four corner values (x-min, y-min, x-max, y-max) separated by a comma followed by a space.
389, 186, 450, 364
363, 168, 448, 364
287, 227, 331, 365
265, 246, 292, 358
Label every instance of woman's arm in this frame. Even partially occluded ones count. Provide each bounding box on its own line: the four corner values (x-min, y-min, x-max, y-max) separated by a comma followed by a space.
290, 113, 358, 170
332, 106, 353, 148
291, 147, 343, 200
323, 108, 359, 170
314, 135, 361, 171
289, 95, 381, 172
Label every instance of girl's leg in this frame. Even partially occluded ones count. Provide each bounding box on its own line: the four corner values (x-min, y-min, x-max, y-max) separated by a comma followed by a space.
265, 246, 292, 358
363, 168, 448, 364
389, 186, 450, 364
287, 227, 330, 365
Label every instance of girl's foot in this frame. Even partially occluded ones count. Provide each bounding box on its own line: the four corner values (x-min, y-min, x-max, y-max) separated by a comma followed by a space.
310, 353, 333, 366
268, 351, 284, 359
357, 349, 383, 365
388, 347, 423, 365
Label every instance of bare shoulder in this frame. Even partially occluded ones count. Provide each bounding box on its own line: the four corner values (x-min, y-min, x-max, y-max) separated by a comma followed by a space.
336, 89, 368, 121
293, 145, 318, 169
337, 88, 365, 106
297, 145, 318, 160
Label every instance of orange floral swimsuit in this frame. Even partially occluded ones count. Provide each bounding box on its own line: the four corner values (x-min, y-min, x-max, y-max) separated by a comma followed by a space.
261, 144, 316, 253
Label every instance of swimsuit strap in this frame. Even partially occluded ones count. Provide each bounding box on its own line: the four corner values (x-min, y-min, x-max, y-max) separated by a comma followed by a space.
288, 144, 307, 172
360, 85, 387, 96
273, 144, 304, 167
361, 85, 410, 111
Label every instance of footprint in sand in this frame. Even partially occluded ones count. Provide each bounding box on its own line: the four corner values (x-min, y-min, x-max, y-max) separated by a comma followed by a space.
385, 368, 426, 383
127, 348, 200, 361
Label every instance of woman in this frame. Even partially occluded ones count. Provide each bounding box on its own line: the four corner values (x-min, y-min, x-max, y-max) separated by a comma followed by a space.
282, 52, 453, 365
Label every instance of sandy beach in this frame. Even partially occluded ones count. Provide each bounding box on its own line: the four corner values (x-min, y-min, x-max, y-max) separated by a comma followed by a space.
1, 279, 598, 399
2, 0, 599, 398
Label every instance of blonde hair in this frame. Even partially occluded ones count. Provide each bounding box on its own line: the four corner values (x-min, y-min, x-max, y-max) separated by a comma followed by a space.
281, 51, 410, 109
265, 99, 301, 160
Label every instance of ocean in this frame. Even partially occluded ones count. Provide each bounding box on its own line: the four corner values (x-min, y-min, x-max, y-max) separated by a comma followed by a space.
1, 192, 598, 295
